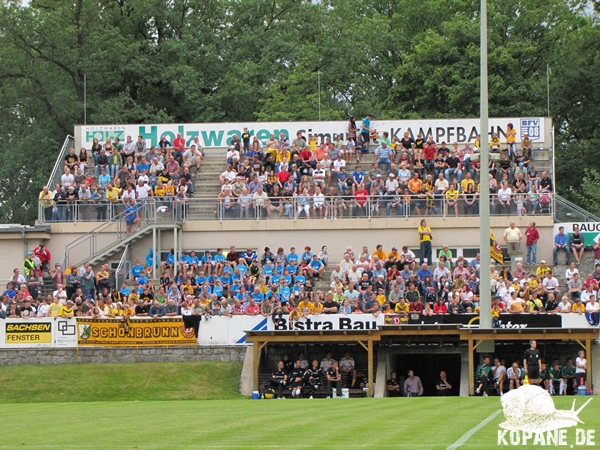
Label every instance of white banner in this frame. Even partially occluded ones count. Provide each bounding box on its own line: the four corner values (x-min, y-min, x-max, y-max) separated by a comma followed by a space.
77, 117, 546, 149
1, 318, 77, 348
196, 314, 385, 345
553, 222, 600, 248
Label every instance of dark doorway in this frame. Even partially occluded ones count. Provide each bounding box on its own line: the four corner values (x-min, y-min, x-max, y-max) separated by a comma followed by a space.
392, 353, 461, 396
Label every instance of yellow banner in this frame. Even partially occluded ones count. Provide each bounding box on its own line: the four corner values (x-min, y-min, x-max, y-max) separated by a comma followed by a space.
5, 322, 52, 344
77, 318, 197, 346
490, 230, 504, 265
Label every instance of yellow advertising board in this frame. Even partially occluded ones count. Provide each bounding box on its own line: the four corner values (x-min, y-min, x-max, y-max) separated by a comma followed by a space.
5, 322, 52, 344
77, 318, 197, 346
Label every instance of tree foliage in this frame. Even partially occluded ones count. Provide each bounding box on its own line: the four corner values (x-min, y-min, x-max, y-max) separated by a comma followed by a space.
0, 0, 597, 223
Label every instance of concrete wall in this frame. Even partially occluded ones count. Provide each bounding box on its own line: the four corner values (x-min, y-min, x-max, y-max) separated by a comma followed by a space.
0, 346, 246, 366
46, 215, 555, 271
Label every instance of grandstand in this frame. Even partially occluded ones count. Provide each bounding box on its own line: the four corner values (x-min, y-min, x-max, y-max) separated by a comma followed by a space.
2, 116, 599, 399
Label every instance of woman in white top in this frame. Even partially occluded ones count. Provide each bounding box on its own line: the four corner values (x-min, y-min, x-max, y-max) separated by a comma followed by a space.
557, 295, 572, 313
575, 350, 587, 381
565, 262, 579, 281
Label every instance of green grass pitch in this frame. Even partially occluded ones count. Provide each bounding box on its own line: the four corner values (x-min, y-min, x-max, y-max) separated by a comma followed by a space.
1, 397, 599, 449
0, 363, 598, 449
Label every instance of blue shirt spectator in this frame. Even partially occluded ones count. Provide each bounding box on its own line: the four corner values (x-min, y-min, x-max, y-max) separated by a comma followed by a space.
417, 266, 433, 282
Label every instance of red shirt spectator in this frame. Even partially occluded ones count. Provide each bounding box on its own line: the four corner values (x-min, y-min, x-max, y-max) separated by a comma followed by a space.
173, 134, 186, 151
244, 301, 260, 315
277, 169, 291, 184
424, 144, 436, 160
300, 148, 313, 162
354, 188, 368, 206
525, 223, 539, 246
434, 302, 448, 314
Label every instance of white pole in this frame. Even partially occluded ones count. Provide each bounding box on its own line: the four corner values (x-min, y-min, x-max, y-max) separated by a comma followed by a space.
479, 0, 491, 330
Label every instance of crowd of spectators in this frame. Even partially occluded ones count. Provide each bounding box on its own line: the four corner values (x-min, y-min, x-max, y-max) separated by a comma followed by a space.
38, 133, 203, 223
216, 119, 551, 219
39, 118, 553, 223
6, 226, 600, 324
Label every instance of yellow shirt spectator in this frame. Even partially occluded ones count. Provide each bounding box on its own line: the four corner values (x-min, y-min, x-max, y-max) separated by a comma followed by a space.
48, 302, 62, 317
572, 302, 585, 314
297, 300, 316, 314
460, 178, 475, 192
445, 189, 459, 201
155, 185, 167, 196
376, 293, 387, 305
59, 305, 74, 317
418, 225, 432, 243
105, 187, 121, 203
372, 249, 386, 261
536, 266, 550, 279
395, 302, 409, 314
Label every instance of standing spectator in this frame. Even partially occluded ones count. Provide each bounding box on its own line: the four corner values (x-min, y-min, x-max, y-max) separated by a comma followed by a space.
553, 226, 570, 265
39, 186, 54, 222
435, 371, 453, 396
326, 361, 343, 398
575, 350, 587, 383
33, 243, 51, 276
23, 252, 36, 277
418, 219, 432, 265
360, 114, 374, 145
525, 222, 539, 265
404, 369, 423, 397
503, 221, 522, 255
387, 372, 401, 397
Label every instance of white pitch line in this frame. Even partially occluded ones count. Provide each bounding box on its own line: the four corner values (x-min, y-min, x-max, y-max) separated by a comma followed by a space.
446, 409, 502, 450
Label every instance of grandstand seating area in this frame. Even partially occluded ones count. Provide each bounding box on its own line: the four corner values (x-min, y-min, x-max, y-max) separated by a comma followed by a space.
38, 126, 555, 223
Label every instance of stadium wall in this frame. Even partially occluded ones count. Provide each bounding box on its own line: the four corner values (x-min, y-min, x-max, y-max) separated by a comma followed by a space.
0, 345, 245, 367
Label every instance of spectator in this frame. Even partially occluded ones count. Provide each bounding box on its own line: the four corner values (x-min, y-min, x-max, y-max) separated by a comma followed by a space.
404, 369, 423, 397
569, 226, 585, 265
503, 221, 522, 255
553, 226, 570, 265
525, 222, 540, 265
436, 371, 452, 396
387, 372, 401, 397
418, 219, 432, 265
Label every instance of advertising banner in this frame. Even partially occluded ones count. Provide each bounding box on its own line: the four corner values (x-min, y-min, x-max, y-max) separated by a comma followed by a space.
1, 318, 78, 348
382, 313, 562, 328
77, 318, 197, 346
552, 222, 600, 247
77, 117, 546, 149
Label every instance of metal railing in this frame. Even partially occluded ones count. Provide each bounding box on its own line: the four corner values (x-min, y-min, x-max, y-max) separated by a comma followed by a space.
41, 192, 557, 225
554, 195, 600, 223
114, 244, 130, 289
57, 198, 184, 268
47, 136, 75, 189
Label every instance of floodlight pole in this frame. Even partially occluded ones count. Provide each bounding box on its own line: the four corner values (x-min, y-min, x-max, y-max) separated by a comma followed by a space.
318, 70, 321, 121
479, 0, 491, 330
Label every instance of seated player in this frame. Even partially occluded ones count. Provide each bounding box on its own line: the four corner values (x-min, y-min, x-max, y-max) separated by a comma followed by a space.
290, 360, 305, 398
271, 360, 288, 400
303, 360, 321, 400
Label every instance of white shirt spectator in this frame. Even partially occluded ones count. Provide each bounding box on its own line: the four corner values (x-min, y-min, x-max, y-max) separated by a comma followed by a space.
565, 267, 579, 281
61, 173, 74, 188
36, 302, 49, 317
498, 187, 512, 202
136, 184, 153, 199
434, 178, 449, 192
333, 159, 346, 172
221, 170, 236, 183
313, 193, 325, 207
542, 276, 559, 291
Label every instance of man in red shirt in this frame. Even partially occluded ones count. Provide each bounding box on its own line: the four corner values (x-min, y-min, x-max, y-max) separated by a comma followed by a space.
300, 147, 316, 169
353, 184, 369, 217
33, 243, 52, 275
173, 132, 186, 164
276, 165, 291, 184
525, 221, 540, 265
423, 138, 437, 173
244, 298, 260, 315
